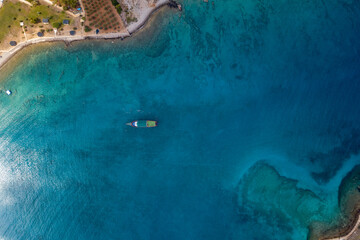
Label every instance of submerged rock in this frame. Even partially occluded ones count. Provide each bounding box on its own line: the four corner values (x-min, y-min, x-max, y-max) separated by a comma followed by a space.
238, 162, 332, 222
236, 161, 337, 239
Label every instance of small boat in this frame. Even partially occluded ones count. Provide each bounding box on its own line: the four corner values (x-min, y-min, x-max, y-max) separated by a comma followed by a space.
127, 120, 157, 128
5, 90, 12, 95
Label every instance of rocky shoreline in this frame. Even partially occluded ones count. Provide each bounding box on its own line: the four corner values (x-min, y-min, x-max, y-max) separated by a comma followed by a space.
310, 165, 360, 240
317, 211, 360, 240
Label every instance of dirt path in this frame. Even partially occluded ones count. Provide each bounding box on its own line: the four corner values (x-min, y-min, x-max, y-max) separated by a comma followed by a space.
17, 0, 32, 6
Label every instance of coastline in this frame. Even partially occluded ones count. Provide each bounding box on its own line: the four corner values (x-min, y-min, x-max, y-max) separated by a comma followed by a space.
0, 0, 176, 71
312, 164, 360, 240
127, 0, 173, 34
323, 212, 360, 240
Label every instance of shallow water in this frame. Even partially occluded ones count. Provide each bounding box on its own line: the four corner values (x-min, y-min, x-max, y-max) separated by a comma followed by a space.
1, 0, 360, 239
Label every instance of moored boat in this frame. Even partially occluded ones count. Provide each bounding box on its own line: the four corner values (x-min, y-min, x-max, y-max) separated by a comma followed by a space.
126, 120, 157, 128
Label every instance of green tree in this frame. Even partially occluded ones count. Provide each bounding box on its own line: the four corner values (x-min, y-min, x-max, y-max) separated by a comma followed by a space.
115, 5, 122, 14
30, 17, 40, 24
84, 25, 92, 32
52, 22, 62, 29
61, 0, 78, 8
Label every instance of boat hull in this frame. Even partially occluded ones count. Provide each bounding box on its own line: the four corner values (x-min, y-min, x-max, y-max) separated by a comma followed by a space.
127, 120, 157, 128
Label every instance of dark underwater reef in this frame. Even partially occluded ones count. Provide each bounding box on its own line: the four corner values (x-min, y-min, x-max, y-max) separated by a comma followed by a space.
236, 161, 360, 239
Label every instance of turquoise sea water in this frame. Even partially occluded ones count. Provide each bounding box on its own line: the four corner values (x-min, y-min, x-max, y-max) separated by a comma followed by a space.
1, 0, 360, 239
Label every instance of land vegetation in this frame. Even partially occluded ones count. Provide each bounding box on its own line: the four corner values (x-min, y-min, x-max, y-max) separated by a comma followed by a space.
53, 0, 79, 9
110, 0, 122, 14
0, 1, 63, 40
0, 0, 77, 49
0, 0, 173, 70
82, 0, 126, 33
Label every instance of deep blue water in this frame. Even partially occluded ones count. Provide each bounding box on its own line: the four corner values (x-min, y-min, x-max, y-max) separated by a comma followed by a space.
1, 0, 360, 239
